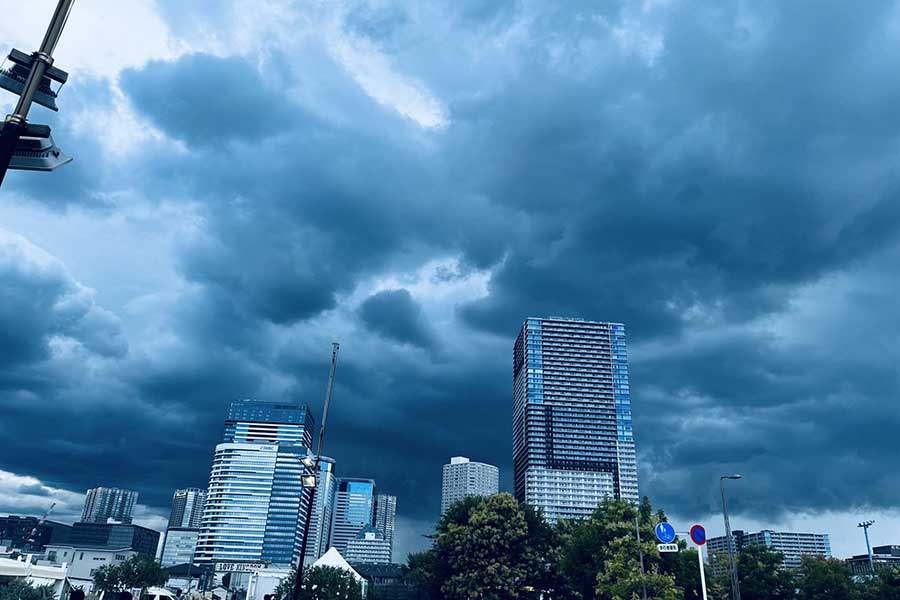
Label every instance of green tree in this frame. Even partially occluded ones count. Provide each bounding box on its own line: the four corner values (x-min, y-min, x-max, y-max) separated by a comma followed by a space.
862, 566, 900, 600
405, 493, 556, 600
660, 545, 703, 600
439, 493, 535, 599
558, 497, 680, 600
734, 544, 795, 600
92, 554, 167, 598
273, 566, 363, 600
796, 555, 858, 600
0, 579, 56, 600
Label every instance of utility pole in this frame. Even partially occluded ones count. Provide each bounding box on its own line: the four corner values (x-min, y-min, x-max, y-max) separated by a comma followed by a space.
0, 0, 74, 186
858, 520, 875, 575
634, 515, 648, 600
291, 342, 340, 600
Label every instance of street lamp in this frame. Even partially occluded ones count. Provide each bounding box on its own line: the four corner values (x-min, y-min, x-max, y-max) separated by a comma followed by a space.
858, 520, 875, 575
291, 342, 340, 600
720, 475, 742, 600
0, 0, 75, 185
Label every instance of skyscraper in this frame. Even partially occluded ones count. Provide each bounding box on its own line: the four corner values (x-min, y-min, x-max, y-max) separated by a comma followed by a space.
168, 488, 207, 529
194, 399, 315, 566
441, 457, 499, 514
304, 456, 338, 565
329, 478, 375, 555
512, 317, 638, 521
81, 487, 138, 524
374, 494, 397, 560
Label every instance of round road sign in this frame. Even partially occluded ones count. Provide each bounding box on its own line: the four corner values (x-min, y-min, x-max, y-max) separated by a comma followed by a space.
655, 522, 676, 544
690, 524, 706, 546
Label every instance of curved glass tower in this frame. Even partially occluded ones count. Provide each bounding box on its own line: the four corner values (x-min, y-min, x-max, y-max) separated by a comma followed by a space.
513, 317, 638, 521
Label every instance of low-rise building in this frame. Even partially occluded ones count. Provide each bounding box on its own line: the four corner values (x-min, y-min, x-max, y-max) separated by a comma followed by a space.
352, 562, 418, 600
0, 555, 68, 599
847, 545, 900, 577
43, 545, 138, 592
0, 515, 72, 552
68, 522, 160, 558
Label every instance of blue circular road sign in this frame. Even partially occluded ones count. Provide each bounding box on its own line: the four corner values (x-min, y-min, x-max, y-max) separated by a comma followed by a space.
655, 522, 676, 544
690, 524, 707, 546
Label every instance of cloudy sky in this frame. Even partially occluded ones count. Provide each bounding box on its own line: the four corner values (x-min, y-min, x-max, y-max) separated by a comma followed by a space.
2, 0, 900, 561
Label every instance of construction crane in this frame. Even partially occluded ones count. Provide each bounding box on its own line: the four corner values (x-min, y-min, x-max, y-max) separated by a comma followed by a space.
25, 502, 56, 553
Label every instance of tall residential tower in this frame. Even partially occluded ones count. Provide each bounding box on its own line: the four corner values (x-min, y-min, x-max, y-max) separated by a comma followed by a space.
80, 487, 138, 524
512, 317, 638, 521
441, 457, 499, 514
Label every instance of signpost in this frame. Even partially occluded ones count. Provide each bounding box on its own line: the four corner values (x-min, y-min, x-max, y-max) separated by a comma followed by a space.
655, 522, 676, 544
691, 525, 709, 600
657, 543, 679, 553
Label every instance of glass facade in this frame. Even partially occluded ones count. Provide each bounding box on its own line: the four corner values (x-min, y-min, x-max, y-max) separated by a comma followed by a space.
160, 528, 200, 566
303, 457, 338, 565
195, 399, 315, 567
329, 479, 375, 555
513, 317, 639, 522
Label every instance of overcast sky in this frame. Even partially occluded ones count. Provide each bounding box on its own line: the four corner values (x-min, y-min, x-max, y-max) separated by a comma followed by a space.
2, 0, 900, 563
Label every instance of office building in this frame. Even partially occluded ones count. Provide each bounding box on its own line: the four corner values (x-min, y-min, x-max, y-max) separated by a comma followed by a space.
53, 522, 161, 558
512, 317, 639, 521
847, 545, 900, 576
224, 398, 314, 445
346, 526, 391, 565
0, 515, 71, 551
441, 457, 499, 514
303, 457, 338, 565
81, 487, 138, 524
168, 488, 206, 529
329, 479, 376, 555
374, 494, 397, 560
160, 528, 200, 567
195, 399, 315, 567
707, 530, 831, 573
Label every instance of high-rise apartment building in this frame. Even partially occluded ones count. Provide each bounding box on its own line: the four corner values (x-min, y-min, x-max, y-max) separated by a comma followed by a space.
195, 399, 315, 566
304, 457, 338, 565
329, 479, 376, 555
441, 457, 499, 514
512, 317, 639, 521
81, 487, 138, 524
168, 488, 207, 529
374, 494, 397, 560
707, 530, 831, 573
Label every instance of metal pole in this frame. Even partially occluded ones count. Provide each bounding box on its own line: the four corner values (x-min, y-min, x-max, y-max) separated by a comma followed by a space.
697, 543, 708, 600
864, 525, 874, 575
720, 479, 741, 600
634, 515, 648, 600
0, 0, 75, 186
291, 343, 339, 600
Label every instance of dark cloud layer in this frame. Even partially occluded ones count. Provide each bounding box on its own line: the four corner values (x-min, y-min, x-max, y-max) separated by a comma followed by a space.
3, 0, 900, 557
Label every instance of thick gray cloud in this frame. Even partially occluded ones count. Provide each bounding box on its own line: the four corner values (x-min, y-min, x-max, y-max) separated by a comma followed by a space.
2, 0, 900, 560
358, 289, 434, 349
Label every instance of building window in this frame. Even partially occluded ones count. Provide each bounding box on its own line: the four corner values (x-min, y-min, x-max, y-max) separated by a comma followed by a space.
80, 552, 84, 560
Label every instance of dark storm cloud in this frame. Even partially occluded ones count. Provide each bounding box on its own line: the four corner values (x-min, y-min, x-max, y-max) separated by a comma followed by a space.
120, 54, 296, 146
358, 289, 434, 349
4, 0, 900, 548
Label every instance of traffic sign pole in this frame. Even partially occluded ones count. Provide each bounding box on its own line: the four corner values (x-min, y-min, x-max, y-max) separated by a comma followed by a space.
689, 524, 709, 600
698, 545, 708, 600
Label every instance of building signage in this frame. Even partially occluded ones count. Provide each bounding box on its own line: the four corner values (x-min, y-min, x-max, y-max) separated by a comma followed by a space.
215, 562, 268, 573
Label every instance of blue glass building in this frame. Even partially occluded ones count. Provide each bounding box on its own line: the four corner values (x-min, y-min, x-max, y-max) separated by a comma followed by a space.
195, 399, 315, 566
513, 317, 639, 521
328, 478, 376, 555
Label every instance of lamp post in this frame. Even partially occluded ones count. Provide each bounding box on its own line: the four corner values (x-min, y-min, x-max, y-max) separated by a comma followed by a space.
720, 475, 742, 600
858, 520, 875, 575
0, 0, 75, 185
291, 342, 339, 600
